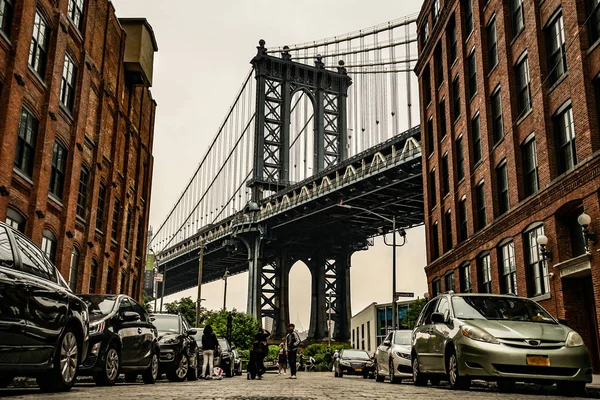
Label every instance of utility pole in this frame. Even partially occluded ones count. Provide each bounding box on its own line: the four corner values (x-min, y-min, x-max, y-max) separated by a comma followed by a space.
392, 215, 397, 331
195, 245, 205, 327
328, 291, 332, 348
159, 264, 167, 312
223, 269, 229, 311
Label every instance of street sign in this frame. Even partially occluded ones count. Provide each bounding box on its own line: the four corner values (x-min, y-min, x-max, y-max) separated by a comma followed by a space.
143, 270, 154, 296
395, 292, 414, 298
146, 254, 155, 271
154, 273, 163, 282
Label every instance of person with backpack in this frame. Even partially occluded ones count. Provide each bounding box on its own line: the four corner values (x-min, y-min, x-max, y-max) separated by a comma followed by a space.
253, 326, 270, 379
201, 325, 218, 379
285, 323, 301, 379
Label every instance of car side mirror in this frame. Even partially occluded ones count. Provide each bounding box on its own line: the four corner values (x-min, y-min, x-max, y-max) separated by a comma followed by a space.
382, 340, 391, 347
187, 329, 197, 336
121, 311, 140, 322
431, 312, 445, 324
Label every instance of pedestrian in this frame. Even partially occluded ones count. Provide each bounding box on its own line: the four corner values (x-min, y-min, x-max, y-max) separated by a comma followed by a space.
201, 325, 218, 380
277, 343, 287, 375
324, 349, 332, 371
285, 323, 301, 379
254, 326, 270, 379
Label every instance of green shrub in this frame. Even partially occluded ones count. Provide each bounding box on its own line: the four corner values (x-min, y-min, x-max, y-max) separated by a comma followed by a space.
239, 349, 250, 360
265, 345, 280, 362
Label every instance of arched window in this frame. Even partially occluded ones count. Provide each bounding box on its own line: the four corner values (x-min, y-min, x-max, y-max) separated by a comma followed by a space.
89, 259, 97, 294
6, 207, 26, 233
41, 229, 57, 263
69, 247, 80, 292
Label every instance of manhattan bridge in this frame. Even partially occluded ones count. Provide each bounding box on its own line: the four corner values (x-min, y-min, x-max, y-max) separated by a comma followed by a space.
150, 14, 424, 340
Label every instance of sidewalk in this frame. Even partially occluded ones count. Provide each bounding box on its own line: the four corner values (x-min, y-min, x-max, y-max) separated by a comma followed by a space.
590, 375, 600, 389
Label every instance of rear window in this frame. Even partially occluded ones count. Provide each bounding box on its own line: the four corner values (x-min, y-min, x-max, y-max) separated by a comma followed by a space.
151, 314, 180, 333
341, 350, 370, 360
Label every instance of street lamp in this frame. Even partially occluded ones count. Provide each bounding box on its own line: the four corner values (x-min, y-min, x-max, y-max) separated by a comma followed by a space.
327, 291, 333, 348
536, 234, 552, 261
338, 202, 407, 331
223, 269, 229, 310
578, 213, 597, 253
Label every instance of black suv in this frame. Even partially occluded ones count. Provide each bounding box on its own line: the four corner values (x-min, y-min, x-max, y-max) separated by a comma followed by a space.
193, 331, 234, 377
0, 222, 89, 392
78, 294, 159, 385
150, 312, 199, 382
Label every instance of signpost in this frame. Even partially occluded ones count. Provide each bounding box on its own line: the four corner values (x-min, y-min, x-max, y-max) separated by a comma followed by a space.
395, 292, 414, 298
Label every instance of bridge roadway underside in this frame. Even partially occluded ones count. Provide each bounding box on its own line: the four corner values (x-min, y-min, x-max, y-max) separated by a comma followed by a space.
158, 130, 424, 340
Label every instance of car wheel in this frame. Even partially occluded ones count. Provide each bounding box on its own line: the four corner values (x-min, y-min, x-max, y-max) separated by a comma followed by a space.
557, 381, 586, 397
167, 354, 189, 382
124, 372, 138, 383
374, 363, 385, 383
94, 345, 120, 386
142, 352, 159, 384
412, 356, 427, 387
447, 350, 470, 390
37, 328, 79, 392
187, 355, 199, 381
497, 379, 515, 393
389, 359, 401, 384
0, 375, 14, 388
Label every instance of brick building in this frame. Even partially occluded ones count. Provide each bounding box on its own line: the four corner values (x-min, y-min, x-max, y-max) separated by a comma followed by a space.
0, 0, 157, 300
416, 0, 600, 370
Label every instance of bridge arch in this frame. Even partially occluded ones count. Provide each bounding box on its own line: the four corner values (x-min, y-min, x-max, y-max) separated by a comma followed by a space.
289, 89, 315, 183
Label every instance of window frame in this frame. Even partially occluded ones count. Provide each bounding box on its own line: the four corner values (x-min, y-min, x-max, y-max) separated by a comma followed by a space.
14, 108, 39, 177
444, 270, 455, 292
477, 252, 492, 293
510, 0, 525, 39
432, 278, 442, 296
96, 183, 107, 232
467, 48, 477, 100
514, 53, 532, 116
499, 239, 517, 295
545, 11, 567, 86
68, 0, 85, 31
496, 160, 510, 216
41, 228, 57, 264
442, 152, 450, 196
475, 180, 486, 231
60, 54, 78, 112
431, 221, 440, 260
553, 104, 577, 174
521, 134, 539, 197
76, 167, 89, 219
29, 10, 51, 78
444, 209, 453, 252
69, 246, 80, 292
0, 0, 14, 39
6, 207, 26, 233
429, 168, 437, 209
491, 86, 504, 144
524, 223, 549, 297
486, 17, 498, 71
458, 195, 468, 243
452, 75, 461, 122
460, 262, 472, 293
49, 140, 68, 199
471, 113, 482, 165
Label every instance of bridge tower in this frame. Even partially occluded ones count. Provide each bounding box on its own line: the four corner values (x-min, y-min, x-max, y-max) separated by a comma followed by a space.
242, 41, 353, 341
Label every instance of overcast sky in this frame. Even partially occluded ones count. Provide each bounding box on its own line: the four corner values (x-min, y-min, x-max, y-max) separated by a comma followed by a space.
113, 0, 427, 329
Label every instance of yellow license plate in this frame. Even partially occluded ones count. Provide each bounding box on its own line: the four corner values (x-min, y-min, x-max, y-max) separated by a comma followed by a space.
526, 355, 550, 367
355, 368, 362, 372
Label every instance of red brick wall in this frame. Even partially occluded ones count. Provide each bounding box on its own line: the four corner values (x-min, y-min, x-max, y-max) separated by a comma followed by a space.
0, 0, 156, 301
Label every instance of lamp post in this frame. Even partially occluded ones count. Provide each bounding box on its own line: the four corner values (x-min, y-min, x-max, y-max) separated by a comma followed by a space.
149, 248, 159, 312
327, 291, 332, 348
338, 203, 406, 331
578, 213, 597, 253
223, 269, 229, 311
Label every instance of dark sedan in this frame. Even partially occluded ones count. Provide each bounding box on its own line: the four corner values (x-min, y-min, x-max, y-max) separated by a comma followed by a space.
78, 294, 159, 386
334, 349, 375, 378
0, 222, 89, 392
151, 313, 199, 382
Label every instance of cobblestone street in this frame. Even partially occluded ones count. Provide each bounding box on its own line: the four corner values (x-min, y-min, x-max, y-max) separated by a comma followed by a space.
2, 373, 600, 399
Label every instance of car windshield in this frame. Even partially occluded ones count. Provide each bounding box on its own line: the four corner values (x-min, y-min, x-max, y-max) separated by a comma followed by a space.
80, 295, 117, 316
218, 338, 229, 351
452, 296, 556, 324
342, 350, 370, 360
151, 314, 180, 333
394, 331, 412, 345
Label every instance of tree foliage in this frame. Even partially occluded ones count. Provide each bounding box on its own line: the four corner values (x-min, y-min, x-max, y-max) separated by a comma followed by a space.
405, 298, 428, 329
164, 297, 198, 326
201, 309, 261, 350
141, 295, 153, 313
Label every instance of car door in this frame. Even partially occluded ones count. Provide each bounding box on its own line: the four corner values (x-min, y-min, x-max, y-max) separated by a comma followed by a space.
0, 226, 28, 364
130, 299, 155, 365
430, 296, 452, 372
12, 233, 70, 365
413, 298, 438, 372
117, 297, 139, 366
377, 332, 392, 376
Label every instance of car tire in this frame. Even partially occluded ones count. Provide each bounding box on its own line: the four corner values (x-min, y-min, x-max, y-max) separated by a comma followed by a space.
124, 372, 138, 383
0, 375, 14, 388
374, 364, 385, 383
142, 352, 159, 384
447, 350, 470, 391
389, 359, 401, 384
167, 354, 189, 382
412, 356, 427, 387
93, 345, 120, 386
36, 328, 79, 392
557, 381, 586, 397
497, 379, 515, 393
187, 355, 199, 381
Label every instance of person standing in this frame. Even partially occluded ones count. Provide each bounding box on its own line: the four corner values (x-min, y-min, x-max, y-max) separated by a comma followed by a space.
254, 327, 270, 379
285, 323, 301, 379
277, 343, 287, 375
201, 325, 218, 379
324, 349, 333, 372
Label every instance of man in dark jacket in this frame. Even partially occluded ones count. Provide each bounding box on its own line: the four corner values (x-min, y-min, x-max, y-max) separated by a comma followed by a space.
253, 327, 270, 379
285, 323, 301, 379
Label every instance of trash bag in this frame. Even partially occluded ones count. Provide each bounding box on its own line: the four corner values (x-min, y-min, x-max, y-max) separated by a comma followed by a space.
212, 367, 224, 380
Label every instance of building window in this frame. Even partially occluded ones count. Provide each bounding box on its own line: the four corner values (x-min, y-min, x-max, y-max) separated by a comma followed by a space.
464, 0, 474, 35
352, 329, 355, 348
6, 208, 25, 233
515, 55, 531, 115
69, 247, 80, 292
367, 321, 371, 352
439, 99, 447, 138
545, 13, 567, 86
525, 224, 549, 297
49, 141, 67, 199
0, 0, 14, 38
475, 180, 486, 231
429, 169, 437, 209
522, 136, 539, 197
458, 196, 468, 243
496, 161, 509, 216
460, 263, 472, 293
361, 324, 365, 350
41, 229, 57, 264
76, 167, 89, 219
14, 108, 39, 177
589, 0, 600, 44
111, 198, 120, 240
447, 16, 457, 64
510, 0, 525, 38
422, 20, 429, 45
60, 55, 77, 112
487, 18, 498, 71
427, 117, 434, 156
423, 66, 431, 106
445, 271, 455, 292
434, 44, 443, 87
432, 221, 440, 260
432, 278, 442, 296
456, 135, 465, 181
471, 114, 482, 165
467, 49, 477, 100
120, 270, 126, 294
491, 87, 503, 144
442, 153, 450, 196
89, 259, 97, 293
68, 0, 84, 31
444, 210, 452, 252
29, 10, 50, 77
136, 217, 144, 258
477, 253, 492, 293
106, 266, 113, 294
452, 75, 460, 121
499, 240, 517, 295
554, 105, 577, 174
96, 183, 107, 231
125, 210, 133, 250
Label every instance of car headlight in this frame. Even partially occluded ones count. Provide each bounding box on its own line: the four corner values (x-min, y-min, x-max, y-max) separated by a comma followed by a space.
89, 321, 105, 335
395, 351, 411, 360
159, 336, 181, 345
461, 325, 500, 344
340, 360, 350, 366
566, 331, 585, 348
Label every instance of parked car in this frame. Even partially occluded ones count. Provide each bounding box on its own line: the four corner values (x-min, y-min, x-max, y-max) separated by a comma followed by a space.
195, 335, 235, 377
411, 293, 593, 396
78, 294, 159, 385
0, 222, 89, 392
232, 348, 242, 375
334, 349, 375, 378
374, 330, 412, 383
150, 312, 199, 382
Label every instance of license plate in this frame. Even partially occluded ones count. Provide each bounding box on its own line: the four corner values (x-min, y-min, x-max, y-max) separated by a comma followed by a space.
526, 355, 550, 367
355, 368, 362, 372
